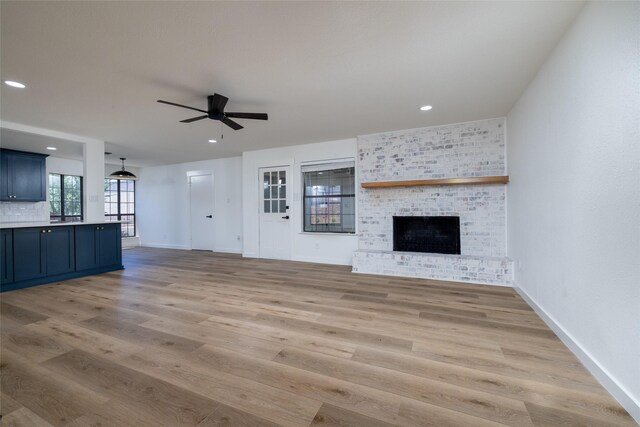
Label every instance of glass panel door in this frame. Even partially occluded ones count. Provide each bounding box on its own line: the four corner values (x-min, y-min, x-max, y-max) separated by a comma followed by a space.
262, 170, 287, 213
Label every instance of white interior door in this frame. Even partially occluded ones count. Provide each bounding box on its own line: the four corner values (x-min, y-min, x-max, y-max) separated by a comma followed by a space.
259, 166, 291, 260
189, 173, 214, 251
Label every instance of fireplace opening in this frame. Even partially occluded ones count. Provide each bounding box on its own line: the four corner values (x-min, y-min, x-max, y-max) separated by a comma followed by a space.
393, 216, 461, 254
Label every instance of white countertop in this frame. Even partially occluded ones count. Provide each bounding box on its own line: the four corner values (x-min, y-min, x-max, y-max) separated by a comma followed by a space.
0, 220, 121, 229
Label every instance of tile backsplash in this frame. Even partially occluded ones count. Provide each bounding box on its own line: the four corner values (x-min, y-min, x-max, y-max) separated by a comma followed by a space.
0, 201, 50, 223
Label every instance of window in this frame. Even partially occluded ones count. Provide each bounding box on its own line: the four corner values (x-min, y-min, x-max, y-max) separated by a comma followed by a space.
104, 179, 135, 237
302, 162, 355, 233
263, 170, 287, 214
49, 174, 83, 222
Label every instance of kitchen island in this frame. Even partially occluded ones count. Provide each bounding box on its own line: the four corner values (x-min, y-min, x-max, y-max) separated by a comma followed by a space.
1, 220, 123, 292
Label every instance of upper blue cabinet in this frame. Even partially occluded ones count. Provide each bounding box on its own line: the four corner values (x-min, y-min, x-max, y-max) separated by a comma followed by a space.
0, 149, 48, 202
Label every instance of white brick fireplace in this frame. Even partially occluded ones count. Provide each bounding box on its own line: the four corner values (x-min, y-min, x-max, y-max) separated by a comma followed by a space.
352, 117, 514, 286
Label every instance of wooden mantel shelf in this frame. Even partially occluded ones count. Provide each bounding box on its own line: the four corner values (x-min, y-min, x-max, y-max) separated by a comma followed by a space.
361, 175, 509, 189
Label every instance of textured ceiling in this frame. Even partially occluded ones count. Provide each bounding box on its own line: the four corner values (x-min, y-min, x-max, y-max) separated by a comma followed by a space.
0, 1, 583, 166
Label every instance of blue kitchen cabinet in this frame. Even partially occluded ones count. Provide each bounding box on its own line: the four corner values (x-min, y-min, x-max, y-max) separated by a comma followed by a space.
75, 223, 122, 271
1, 229, 13, 286
13, 226, 75, 282
75, 224, 99, 271
0, 149, 48, 202
98, 223, 122, 267
45, 226, 75, 276
13, 227, 47, 282
2, 223, 122, 292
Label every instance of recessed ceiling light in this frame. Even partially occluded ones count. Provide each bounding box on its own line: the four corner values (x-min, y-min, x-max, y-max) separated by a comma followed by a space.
46, 146, 57, 150
208, 139, 217, 144
420, 105, 433, 111
4, 80, 26, 89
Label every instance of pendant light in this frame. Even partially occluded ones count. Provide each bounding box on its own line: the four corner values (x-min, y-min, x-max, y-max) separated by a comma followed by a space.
109, 158, 137, 180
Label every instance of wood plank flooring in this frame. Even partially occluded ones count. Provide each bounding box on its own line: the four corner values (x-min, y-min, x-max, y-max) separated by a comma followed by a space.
0, 247, 635, 426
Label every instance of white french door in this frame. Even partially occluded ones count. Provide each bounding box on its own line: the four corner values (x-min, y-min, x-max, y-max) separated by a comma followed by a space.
259, 166, 291, 260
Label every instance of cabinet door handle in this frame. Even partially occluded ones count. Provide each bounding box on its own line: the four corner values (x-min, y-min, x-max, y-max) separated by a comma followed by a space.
41, 229, 47, 233
47, 229, 52, 233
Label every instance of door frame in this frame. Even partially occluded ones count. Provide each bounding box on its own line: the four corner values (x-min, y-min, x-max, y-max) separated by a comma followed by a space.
258, 164, 293, 260
187, 170, 215, 251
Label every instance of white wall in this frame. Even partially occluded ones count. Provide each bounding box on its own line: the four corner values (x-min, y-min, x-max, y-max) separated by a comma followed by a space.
46, 158, 142, 179
507, 2, 640, 420
242, 139, 358, 265
83, 141, 105, 221
47, 157, 84, 176
137, 157, 243, 253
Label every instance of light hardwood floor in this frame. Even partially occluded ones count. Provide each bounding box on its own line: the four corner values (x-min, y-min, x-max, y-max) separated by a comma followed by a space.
0, 247, 635, 426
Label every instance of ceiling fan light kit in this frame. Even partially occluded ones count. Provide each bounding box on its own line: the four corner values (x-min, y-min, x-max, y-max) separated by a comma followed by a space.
157, 93, 268, 131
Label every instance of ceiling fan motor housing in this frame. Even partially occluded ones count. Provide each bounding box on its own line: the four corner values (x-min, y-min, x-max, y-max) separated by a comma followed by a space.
157, 93, 266, 131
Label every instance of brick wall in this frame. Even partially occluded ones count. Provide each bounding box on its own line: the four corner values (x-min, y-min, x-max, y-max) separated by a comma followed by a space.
354, 118, 513, 286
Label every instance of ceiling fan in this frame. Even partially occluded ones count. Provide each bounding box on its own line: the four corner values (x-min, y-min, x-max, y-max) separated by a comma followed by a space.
157, 93, 268, 130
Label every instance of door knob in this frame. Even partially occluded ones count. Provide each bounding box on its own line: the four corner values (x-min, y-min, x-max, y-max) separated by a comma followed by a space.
282, 215, 290, 219
206, 215, 213, 218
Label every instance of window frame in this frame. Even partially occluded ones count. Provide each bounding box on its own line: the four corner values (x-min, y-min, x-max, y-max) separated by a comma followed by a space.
302, 161, 356, 234
104, 178, 136, 237
49, 173, 83, 223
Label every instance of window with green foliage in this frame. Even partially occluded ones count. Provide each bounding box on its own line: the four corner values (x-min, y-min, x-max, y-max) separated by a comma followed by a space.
49, 174, 83, 222
104, 179, 135, 237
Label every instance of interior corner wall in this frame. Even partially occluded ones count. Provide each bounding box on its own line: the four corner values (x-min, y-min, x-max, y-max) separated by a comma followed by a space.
242, 138, 358, 265
506, 2, 640, 420
136, 156, 243, 253
83, 141, 105, 221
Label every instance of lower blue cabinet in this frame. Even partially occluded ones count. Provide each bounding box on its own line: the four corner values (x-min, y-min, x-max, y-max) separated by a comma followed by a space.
1, 223, 123, 292
13, 228, 47, 282
1, 229, 13, 285
75, 223, 122, 271
45, 226, 75, 276
13, 226, 75, 282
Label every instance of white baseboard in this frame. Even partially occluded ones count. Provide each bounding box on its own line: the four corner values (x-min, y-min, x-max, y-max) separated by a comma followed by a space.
140, 243, 190, 250
240, 253, 352, 266
141, 243, 241, 254
291, 254, 352, 266
121, 236, 140, 248
213, 247, 242, 255
515, 284, 640, 423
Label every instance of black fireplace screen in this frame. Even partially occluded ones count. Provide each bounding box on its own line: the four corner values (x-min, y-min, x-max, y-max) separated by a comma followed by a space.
393, 216, 461, 254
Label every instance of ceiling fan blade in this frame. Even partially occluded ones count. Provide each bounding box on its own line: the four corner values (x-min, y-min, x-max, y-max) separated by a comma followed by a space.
221, 117, 243, 130
225, 112, 268, 120
208, 93, 228, 113
157, 100, 207, 114
180, 115, 208, 123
